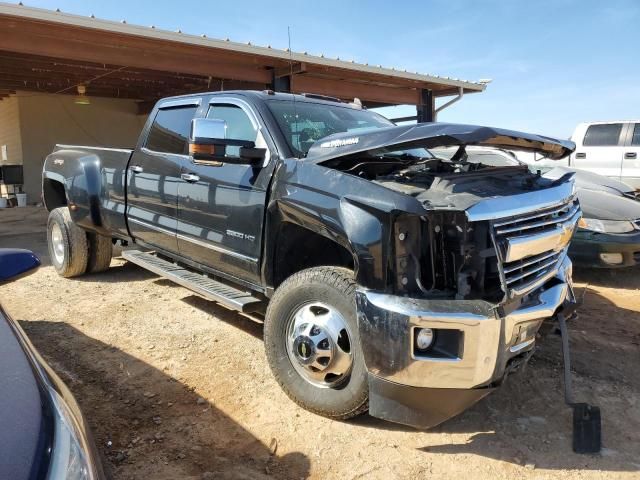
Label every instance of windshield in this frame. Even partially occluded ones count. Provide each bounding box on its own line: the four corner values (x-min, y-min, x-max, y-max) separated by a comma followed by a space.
267, 100, 395, 157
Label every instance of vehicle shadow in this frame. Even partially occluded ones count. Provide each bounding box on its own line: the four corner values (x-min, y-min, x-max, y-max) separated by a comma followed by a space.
574, 265, 640, 289
20, 320, 311, 480
75, 259, 158, 283
181, 294, 264, 340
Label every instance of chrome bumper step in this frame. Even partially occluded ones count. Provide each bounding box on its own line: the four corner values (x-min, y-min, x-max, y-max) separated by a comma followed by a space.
122, 249, 263, 313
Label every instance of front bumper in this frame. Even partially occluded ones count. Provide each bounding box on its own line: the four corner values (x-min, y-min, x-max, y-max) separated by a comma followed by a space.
356, 256, 575, 429
569, 229, 640, 268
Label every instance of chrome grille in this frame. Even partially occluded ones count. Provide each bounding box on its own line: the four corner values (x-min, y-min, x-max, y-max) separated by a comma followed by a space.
491, 198, 580, 297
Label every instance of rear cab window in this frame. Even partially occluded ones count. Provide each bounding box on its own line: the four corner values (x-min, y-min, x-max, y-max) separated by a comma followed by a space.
582, 123, 624, 146
145, 105, 199, 154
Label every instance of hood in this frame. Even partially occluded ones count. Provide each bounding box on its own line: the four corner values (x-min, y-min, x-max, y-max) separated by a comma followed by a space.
543, 166, 635, 195
305, 122, 575, 164
577, 188, 640, 221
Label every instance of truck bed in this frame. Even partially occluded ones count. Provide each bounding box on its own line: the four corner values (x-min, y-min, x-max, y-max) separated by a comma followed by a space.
42, 144, 134, 237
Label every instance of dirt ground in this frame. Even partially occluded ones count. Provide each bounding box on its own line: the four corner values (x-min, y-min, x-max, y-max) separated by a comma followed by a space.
1, 206, 639, 479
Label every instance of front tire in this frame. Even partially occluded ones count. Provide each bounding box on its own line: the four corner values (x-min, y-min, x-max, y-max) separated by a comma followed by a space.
47, 207, 88, 278
264, 267, 369, 420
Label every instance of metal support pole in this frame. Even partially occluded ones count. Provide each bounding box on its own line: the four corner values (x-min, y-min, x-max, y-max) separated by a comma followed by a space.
416, 89, 434, 123
271, 73, 291, 93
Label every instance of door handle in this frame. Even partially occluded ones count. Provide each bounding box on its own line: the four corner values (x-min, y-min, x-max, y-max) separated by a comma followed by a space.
625, 152, 637, 159
181, 173, 200, 183
130, 165, 143, 173
575, 152, 586, 159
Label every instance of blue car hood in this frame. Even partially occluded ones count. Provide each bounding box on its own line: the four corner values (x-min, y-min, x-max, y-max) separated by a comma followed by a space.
0, 308, 48, 480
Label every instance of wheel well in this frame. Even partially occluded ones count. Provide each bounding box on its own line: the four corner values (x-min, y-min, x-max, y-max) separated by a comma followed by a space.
42, 178, 67, 211
272, 222, 355, 288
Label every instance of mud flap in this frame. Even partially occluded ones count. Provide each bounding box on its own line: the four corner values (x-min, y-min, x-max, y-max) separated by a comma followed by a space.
557, 312, 601, 454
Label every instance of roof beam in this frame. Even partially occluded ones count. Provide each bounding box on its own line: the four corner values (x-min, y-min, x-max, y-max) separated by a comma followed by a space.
0, 51, 217, 83
0, 79, 153, 99
0, 77, 265, 101
0, 59, 206, 83
0, 69, 210, 92
291, 75, 420, 105
272, 62, 306, 79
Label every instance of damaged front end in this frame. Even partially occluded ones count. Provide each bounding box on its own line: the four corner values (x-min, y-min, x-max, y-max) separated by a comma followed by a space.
306, 123, 581, 429
357, 181, 580, 428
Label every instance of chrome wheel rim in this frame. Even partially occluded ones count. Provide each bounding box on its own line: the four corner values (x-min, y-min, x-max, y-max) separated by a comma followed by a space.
50, 223, 65, 265
286, 302, 353, 388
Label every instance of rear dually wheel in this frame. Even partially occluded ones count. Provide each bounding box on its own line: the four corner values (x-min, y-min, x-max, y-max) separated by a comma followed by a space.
47, 207, 89, 278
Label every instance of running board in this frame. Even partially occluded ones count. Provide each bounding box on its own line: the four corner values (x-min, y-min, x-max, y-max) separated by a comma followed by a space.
122, 250, 263, 313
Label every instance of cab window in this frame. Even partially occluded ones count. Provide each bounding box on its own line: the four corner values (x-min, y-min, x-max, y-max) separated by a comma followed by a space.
145, 105, 198, 154
631, 123, 640, 146
207, 104, 258, 156
582, 123, 623, 147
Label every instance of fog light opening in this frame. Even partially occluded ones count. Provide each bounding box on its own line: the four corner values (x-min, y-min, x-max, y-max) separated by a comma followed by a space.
599, 253, 623, 265
415, 328, 435, 351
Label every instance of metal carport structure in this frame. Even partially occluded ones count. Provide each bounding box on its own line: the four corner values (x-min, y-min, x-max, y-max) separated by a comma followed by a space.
0, 2, 485, 119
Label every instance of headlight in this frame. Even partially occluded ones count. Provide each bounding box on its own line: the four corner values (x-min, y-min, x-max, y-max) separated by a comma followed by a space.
578, 218, 636, 233
46, 389, 100, 480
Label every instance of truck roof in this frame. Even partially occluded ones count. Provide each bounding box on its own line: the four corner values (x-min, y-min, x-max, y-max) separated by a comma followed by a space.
157, 90, 364, 109
576, 120, 640, 126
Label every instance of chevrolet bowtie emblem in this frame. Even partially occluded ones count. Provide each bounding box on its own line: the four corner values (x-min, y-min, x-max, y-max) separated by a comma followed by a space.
558, 221, 576, 247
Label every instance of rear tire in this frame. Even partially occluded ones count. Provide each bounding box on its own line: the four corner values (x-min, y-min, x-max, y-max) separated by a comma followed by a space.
87, 232, 113, 273
47, 207, 88, 278
264, 267, 369, 420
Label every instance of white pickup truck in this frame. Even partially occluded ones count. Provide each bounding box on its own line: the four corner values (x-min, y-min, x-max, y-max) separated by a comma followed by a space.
567, 121, 640, 188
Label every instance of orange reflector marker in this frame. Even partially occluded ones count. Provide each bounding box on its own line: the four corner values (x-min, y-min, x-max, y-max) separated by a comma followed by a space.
189, 144, 216, 155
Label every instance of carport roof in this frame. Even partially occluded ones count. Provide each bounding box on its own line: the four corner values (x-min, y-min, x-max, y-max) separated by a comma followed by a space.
0, 2, 486, 107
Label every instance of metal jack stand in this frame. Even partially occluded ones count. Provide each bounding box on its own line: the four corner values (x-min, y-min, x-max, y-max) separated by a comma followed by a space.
557, 312, 601, 454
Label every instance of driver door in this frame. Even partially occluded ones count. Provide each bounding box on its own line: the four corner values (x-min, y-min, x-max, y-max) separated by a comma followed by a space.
176, 98, 274, 283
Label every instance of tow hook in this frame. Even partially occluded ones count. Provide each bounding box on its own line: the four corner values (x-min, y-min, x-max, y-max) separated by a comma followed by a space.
557, 311, 601, 454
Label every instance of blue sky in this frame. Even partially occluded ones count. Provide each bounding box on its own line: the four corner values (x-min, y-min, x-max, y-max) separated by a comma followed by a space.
21, 0, 640, 137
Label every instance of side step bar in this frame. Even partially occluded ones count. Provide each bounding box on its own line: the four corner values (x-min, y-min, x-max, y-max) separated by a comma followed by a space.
122, 250, 263, 313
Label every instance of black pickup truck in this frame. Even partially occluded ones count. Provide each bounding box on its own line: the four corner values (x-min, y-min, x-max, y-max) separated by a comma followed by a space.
42, 90, 580, 429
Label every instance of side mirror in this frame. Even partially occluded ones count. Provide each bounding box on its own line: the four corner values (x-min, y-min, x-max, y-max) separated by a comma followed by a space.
0, 249, 40, 285
189, 118, 266, 166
